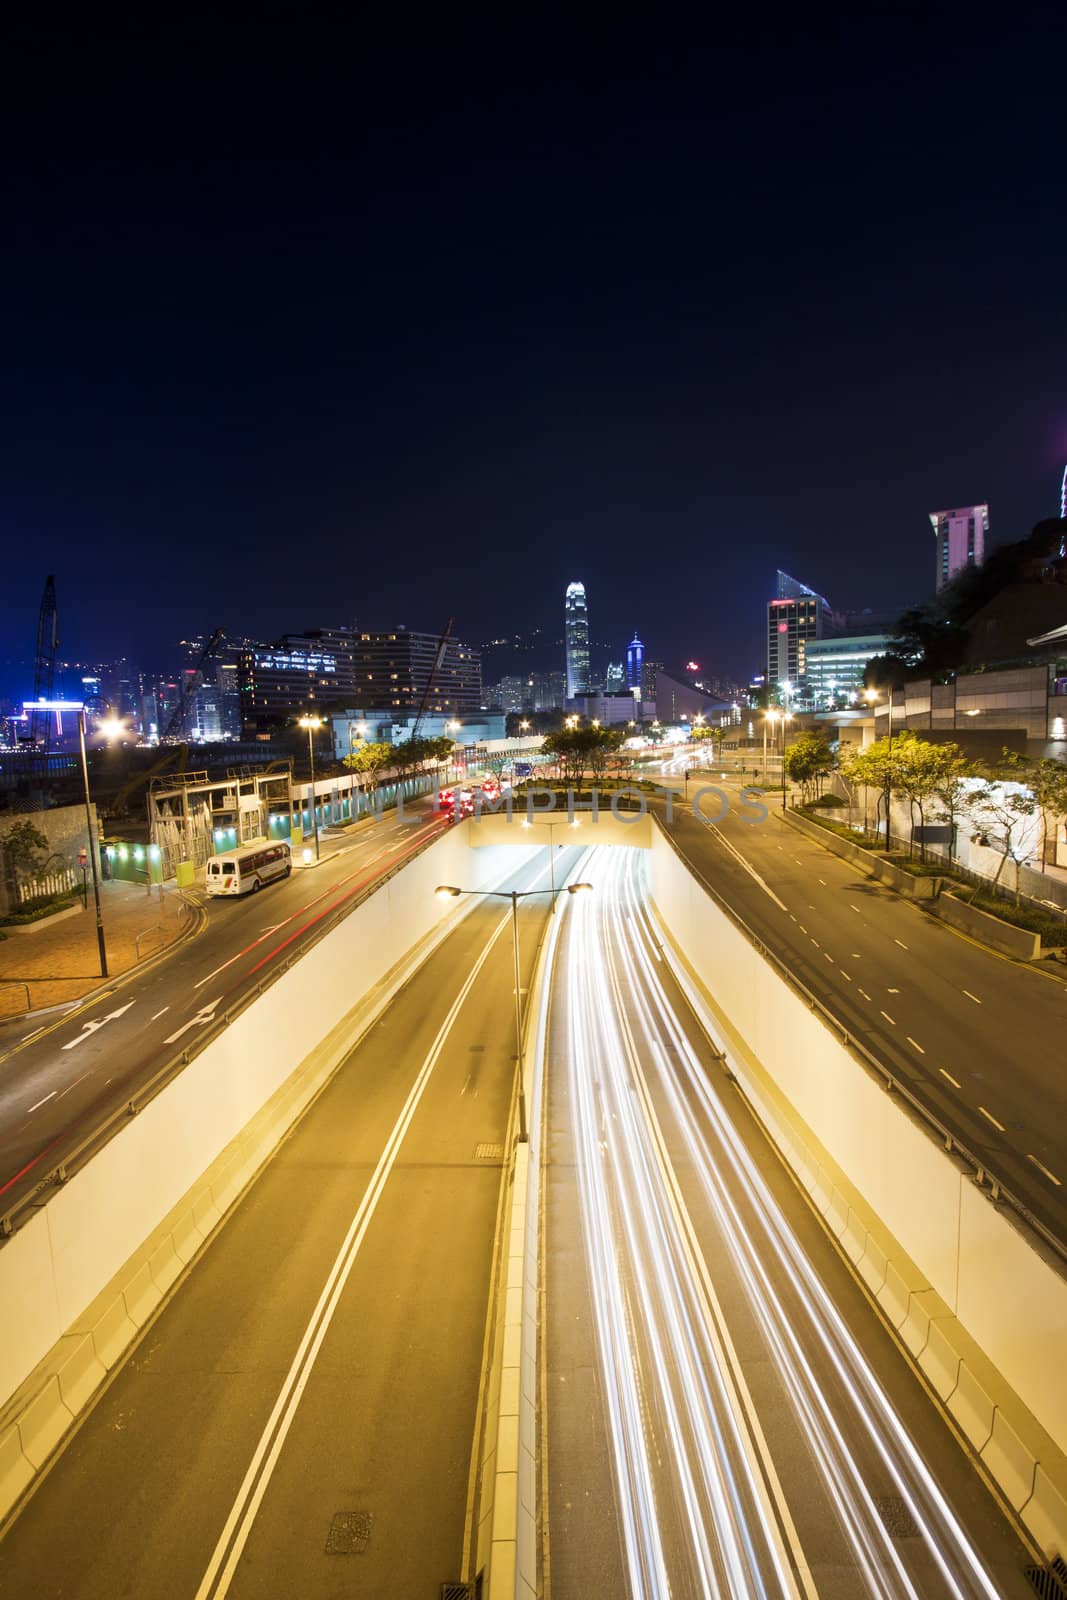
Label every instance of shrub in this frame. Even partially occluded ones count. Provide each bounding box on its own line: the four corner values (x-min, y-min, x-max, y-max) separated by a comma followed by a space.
0, 898, 76, 926
807, 793, 845, 809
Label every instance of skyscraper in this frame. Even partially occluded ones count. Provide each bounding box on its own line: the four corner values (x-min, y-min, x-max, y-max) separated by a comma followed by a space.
565, 582, 590, 698
626, 632, 644, 691
930, 503, 988, 592
766, 571, 834, 693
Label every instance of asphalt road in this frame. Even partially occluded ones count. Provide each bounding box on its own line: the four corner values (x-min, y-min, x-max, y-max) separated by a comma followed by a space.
0, 801, 451, 1222
544, 845, 1037, 1598
0, 852, 561, 1599
647, 766, 1067, 1249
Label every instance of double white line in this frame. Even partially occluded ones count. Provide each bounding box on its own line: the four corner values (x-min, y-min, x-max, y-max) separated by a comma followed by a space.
194, 908, 511, 1600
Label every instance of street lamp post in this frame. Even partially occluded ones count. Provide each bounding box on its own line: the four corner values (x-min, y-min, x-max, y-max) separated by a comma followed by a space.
77, 710, 109, 976
297, 715, 325, 860
762, 710, 780, 783
435, 880, 593, 1140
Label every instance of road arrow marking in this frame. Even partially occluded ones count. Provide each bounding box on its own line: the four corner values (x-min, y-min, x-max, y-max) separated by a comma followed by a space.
164, 998, 222, 1045
61, 1002, 137, 1051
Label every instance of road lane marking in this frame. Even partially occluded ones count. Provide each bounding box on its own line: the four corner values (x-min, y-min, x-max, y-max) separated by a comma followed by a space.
823, 952, 834, 963
20, 1028, 44, 1044
963, 991, 982, 1005
880, 1011, 896, 1025
703, 821, 790, 912
849, 905, 861, 913
27, 1090, 57, 1114
818, 878, 827, 886
1027, 1155, 1062, 1187
151, 1007, 169, 1020
57, 1070, 93, 1100
793, 857, 803, 865
940, 1069, 962, 1088
851, 953, 862, 959
887, 988, 900, 994
798, 924, 807, 934
907, 1037, 925, 1053
840, 971, 852, 982
810, 939, 820, 948
978, 1106, 1005, 1132
192, 909, 511, 1600
61, 1002, 136, 1051
894, 939, 908, 950
858, 988, 872, 1001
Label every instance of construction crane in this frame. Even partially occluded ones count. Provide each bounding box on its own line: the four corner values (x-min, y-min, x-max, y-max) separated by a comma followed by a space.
29, 575, 59, 752
410, 616, 454, 742
163, 628, 224, 741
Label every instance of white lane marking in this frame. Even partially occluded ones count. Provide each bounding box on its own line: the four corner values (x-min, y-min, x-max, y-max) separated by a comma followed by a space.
194, 922, 289, 989
1027, 1155, 1062, 1187
858, 988, 872, 1001
823, 952, 834, 963
887, 988, 900, 994
164, 998, 221, 1045
907, 1037, 925, 1054
963, 991, 982, 1005
880, 1011, 896, 1025
798, 925, 807, 934
851, 953, 862, 959
194, 954, 246, 990
192, 911, 510, 1600
849, 905, 861, 914
61, 1002, 136, 1052
20, 1028, 45, 1044
818, 878, 827, 886
940, 1069, 962, 1088
840, 971, 852, 982
894, 939, 908, 950
810, 939, 820, 949
703, 821, 790, 912
793, 857, 803, 865
151, 1007, 170, 1020
978, 1106, 1005, 1132
27, 1090, 57, 1114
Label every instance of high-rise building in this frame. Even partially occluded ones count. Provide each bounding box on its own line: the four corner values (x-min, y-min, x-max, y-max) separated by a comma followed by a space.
930, 503, 988, 592
766, 570, 835, 693
352, 628, 481, 716
1060, 465, 1066, 521
641, 658, 661, 699
802, 633, 892, 707
565, 582, 590, 698
626, 632, 644, 691
530, 670, 566, 711
605, 661, 625, 694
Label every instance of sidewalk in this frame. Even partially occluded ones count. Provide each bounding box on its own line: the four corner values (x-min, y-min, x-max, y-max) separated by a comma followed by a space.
0, 880, 197, 1023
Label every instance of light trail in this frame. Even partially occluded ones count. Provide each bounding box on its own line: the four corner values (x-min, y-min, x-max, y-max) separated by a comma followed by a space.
556, 846, 1003, 1598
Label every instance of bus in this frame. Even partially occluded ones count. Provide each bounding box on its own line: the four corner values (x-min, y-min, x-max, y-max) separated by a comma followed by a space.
206, 840, 292, 896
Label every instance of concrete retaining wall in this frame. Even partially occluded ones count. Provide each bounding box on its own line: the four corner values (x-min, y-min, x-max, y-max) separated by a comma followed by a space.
783, 807, 942, 897
648, 821, 1067, 1559
0, 828, 537, 1522
930, 889, 1043, 959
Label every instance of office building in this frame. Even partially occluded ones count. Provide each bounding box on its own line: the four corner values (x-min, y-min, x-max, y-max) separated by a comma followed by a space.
565, 582, 590, 698
766, 571, 835, 693
626, 632, 644, 691
930, 503, 988, 592
641, 658, 661, 700
605, 661, 625, 694
530, 670, 566, 711
353, 628, 481, 717
238, 629, 359, 733
803, 633, 892, 707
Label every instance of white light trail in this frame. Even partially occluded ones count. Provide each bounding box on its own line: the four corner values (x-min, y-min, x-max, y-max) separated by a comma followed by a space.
557, 847, 1002, 1598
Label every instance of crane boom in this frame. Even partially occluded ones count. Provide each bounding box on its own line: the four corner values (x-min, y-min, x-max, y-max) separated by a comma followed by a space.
410, 617, 454, 742
163, 628, 224, 741
29, 575, 59, 752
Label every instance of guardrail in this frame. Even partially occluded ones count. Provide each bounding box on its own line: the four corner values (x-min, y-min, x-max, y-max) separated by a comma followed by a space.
654, 811, 1067, 1269
0, 821, 447, 1241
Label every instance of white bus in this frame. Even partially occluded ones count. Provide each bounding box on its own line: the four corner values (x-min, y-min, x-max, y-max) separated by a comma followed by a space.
206, 840, 292, 897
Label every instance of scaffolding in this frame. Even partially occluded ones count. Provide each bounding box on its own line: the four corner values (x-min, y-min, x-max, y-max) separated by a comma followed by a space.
148, 765, 293, 879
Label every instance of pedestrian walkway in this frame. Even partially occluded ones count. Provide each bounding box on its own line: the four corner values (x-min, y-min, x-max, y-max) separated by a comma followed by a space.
0, 880, 197, 1023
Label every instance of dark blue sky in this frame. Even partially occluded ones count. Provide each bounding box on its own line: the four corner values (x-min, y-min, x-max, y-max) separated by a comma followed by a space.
2, 5, 1065, 687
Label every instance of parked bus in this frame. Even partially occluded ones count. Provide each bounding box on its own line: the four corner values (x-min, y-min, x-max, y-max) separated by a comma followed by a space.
206, 840, 292, 897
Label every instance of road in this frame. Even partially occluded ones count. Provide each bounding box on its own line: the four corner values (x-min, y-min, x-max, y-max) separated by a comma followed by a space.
645, 764, 1067, 1249
0, 802, 450, 1223
0, 850, 564, 1598
544, 845, 1036, 1597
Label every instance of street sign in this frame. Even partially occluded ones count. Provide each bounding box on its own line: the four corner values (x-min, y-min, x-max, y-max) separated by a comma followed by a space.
514, 763, 533, 777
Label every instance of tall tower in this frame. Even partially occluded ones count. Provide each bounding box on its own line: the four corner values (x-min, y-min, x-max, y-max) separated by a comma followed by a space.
564, 582, 590, 699
930, 504, 988, 592
1060, 464, 1066, 520
626, 632, 644, 691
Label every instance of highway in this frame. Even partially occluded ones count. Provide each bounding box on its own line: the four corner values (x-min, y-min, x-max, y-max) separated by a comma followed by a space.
0, 852, 563, 1598
0, 801, 450, 1223
543, 846, 1036, 1598
647, 763, 1067, 1249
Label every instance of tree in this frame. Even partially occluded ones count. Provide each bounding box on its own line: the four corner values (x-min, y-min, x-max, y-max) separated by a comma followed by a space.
541, 727, 623, 791
783, 732, 835, 804
890, 734, 956, 861
343, 741, 394, 789
588, 728, 626, 783
1026, 756, 1067, 873
926, 742, 975, 865
0, 819, 50, 876
973, 751, 1039, 904
841, 739, 895, 844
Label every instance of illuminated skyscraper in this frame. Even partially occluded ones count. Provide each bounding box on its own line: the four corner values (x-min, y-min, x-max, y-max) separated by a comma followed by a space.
565, 582, 590, 698
626, 632, 644, 690
1060, 464, 1066, 520
930, 503, 988, 592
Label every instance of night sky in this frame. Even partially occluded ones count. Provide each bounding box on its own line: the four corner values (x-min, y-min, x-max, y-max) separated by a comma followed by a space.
2, 6, 1065, 687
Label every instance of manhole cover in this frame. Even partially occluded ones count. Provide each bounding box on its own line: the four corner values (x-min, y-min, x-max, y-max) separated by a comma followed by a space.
325, 1510, 372, 1554
474, 1143, 504, 1161
873, 1494, 920, 1538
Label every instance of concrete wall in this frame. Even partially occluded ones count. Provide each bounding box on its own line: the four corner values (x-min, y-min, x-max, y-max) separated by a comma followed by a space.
0, 828, 538, 1415
467, 806, 653, 851
0, 805, 98, 915
784, 808, 941, 897
647, 821, 1067, 1553
931, 891, 1043, 959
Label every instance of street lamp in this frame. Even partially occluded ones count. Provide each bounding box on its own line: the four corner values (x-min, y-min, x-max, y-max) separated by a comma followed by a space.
434, 880, 593, 1141
24, 699, 109, 975
519, 719, 530, 733
297, 715, 325, 860
762, 710, 780, 783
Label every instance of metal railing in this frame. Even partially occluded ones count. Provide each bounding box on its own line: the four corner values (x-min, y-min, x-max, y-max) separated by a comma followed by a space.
654, 810, 1067, 1270
0, 822, 445, 1241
